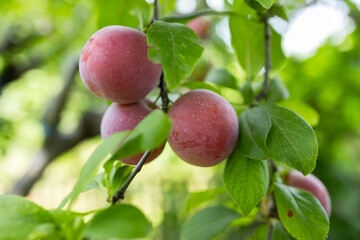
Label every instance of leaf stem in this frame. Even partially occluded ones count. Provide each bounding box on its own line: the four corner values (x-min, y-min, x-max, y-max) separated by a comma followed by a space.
256, 10, 271, 100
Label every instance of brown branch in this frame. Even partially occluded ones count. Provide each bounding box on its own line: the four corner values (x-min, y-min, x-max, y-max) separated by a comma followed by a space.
111, 150, 152, 203
9, 111, 102, 196
160, 10, 254, 22
153, 0, 159, 21
267, 221, 274, 240
256, 11, 271, 101
159, 73, 169, 113
8, 59, 102, 196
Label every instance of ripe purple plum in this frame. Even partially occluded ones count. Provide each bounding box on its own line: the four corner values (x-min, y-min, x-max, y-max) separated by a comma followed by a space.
101, 100, 164, 165
285, 171, 331, 216
79, 26, 162, 104
168, 89, 238, 167
187, 17, 211, 40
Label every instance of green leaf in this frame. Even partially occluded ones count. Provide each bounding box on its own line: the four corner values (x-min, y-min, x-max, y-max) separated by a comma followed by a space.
83, 205, 152, 239
230, 15, 264, 78
50, 210, 87, 240
271, 29, 286, 70
278, 100, 320, 127
61, 110, 170, 207
269, 4, 288, 21
262, 104, 318, 175
147, 21, 204, 89
272, 221, 296, 240
186, 187, 227, 212
28, 223, 61, 240
205, 68, 238, 90
58, 131, 129, 209
274, 183, 329, 240
181, 206, 241, 240
242, 82, 255, 105
111, 110, 171, 160
0, 195, 56, 240
181, 81, 221, 95
110, 165, 133, 197
238, 107, 271, 160
224, 153, 269, 216
266, 78, 290, 102
96, 0, 150, 29
230, 14, 285, 77
245, 0, 267, 13
126, 0, 151, 29
252, 223, 270, 240
255, 0, 273, 9
96, 0, 138, 29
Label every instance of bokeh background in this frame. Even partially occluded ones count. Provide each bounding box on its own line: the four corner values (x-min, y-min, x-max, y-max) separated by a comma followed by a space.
0, 0, 359, 239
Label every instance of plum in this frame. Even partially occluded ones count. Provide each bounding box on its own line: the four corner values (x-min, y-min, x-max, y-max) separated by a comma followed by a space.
168, 89, 238, 167
79, 26, 162, 104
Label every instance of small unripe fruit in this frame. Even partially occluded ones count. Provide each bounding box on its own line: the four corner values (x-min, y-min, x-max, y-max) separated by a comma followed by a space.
79, 26, 162, 104
101, 100, 164, 165
285, 170, 331, 216
168, 89, 238, 167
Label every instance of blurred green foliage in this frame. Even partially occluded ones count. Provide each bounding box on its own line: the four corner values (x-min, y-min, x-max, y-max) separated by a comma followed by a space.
0, 0, 359, 239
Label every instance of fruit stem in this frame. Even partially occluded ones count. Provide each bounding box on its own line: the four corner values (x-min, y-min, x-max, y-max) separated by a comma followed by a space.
256, 10, 271, 101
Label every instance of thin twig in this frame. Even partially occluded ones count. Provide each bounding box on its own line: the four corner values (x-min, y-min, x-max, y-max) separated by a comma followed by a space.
153, 0, 159, 21
146, 0, 159, 28
267, 159, 278, 219
256, 11, 271, 100
159, 73, 169, 113
160, 10, 255, 22
267, 221, 274, 240
112, 150, 152, 203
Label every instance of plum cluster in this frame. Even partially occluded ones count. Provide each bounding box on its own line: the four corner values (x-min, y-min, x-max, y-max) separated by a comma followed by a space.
79, 24, 331, 217
79, 25, 239, 167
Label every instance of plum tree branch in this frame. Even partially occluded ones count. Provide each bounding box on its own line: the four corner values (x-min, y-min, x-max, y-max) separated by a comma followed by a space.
159, 73, 169, 113
9, 60, 102, 196
160, 10, 255, 22
266, 159, 278, 240
154, 0, 159, 21
267, 221, 274, 240
256, 11, 271, 101
111, 150, 152, 203
112, 1, 170, 204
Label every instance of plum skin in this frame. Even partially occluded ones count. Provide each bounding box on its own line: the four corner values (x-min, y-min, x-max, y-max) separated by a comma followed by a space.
187, 17, 211, 40
79, 25, 162, 104
168, 89, 239, 167
101, 100, 164, 165
285, 170, 331, 216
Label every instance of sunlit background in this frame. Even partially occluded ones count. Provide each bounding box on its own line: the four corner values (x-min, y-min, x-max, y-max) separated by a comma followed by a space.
1, 0, 360, 239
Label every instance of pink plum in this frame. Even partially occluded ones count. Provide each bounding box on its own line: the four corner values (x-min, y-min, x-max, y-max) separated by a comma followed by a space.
187, 17, 211, 40
285, 170, 331, 216
101, 100, 164, 165
79, 26, 162, 104
168, 89, 239, 167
